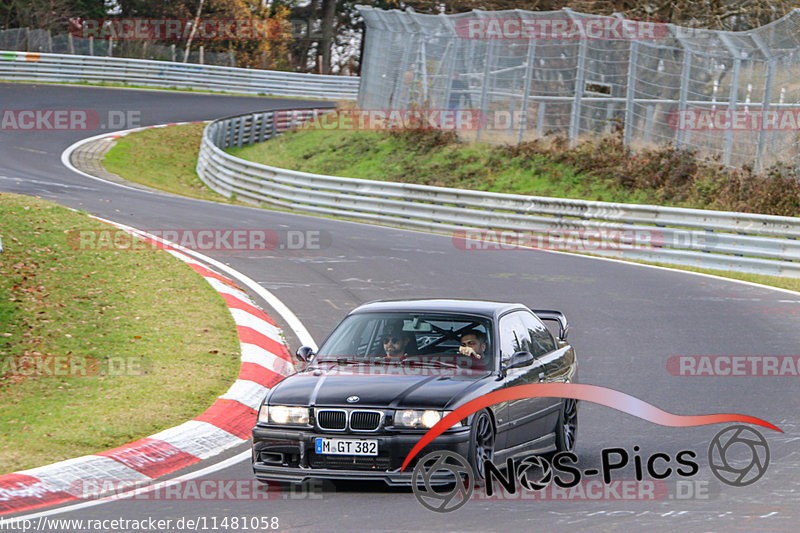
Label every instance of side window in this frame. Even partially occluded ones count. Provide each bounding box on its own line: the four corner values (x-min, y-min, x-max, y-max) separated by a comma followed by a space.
498, 313, 531, 361
519, 312, 556, 357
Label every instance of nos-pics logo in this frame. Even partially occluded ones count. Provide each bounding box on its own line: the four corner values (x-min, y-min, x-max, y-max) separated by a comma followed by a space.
411, 424, 770, 513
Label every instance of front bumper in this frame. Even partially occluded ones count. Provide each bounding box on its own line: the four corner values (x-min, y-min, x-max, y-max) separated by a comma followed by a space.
252, 426, 471, 486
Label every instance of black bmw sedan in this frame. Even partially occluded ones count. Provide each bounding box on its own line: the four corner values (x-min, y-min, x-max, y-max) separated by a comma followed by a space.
251, 299, 578, 485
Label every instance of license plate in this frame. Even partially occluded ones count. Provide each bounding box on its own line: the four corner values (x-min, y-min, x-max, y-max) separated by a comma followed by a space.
315, 438, 378, 456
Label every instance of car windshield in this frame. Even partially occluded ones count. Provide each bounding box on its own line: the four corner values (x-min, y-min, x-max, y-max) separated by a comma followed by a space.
315, 312, 493, 370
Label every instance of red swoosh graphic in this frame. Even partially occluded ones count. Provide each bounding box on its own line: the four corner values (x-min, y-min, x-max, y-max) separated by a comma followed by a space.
400, 383, 781, 472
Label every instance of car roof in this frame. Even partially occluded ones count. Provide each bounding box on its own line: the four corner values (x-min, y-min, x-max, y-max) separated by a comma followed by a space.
349, 298, 526, 318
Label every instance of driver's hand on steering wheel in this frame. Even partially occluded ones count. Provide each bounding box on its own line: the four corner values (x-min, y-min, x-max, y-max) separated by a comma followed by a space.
458, 345, 481, 359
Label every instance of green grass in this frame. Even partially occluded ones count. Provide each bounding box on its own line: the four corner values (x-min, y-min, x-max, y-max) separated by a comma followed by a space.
226, 128, 654, 203
103, 123, 232, 202
226, 128, 652, 203
0, 193, 241, 473
102, 124, 800, 295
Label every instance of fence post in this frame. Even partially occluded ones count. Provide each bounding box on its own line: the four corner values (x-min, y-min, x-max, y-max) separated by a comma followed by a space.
518, 37, 537, 143
419, 40, 428, 103
171, 44, 176, 62
440, 39, 457, 110
623, 40, 638, 146
475, 40, 495, 142
675, 50, 692, 148
68, 33, 74, 54
723, 57, 741, 165
752, 33, 774, 173
537, 101, 546, 137
643, 105, 655, 143
569, 37, 588, 145
89, 36, 94, 56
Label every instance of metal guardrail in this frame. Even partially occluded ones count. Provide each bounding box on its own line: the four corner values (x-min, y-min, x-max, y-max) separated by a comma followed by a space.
0, 51, 359, 100
197, 109, 800, 278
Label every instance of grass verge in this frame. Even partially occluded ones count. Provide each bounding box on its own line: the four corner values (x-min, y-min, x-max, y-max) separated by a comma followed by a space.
228, 127, 800, 216
102, 123, 230, 202
0, 193, 241, 473
102, 124, 800, 295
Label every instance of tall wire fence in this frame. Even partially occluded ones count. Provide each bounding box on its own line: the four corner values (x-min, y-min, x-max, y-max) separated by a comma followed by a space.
357, 6, 800, 171
0, 27, 236, 66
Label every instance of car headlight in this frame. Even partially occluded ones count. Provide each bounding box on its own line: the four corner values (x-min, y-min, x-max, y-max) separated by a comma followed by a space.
259, 405, 309, 425
395, 409, 449, 428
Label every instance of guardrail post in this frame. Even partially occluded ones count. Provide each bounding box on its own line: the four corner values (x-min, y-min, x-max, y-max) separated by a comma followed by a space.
215, 122, 224, 147
248, 113, 258, 145
623, 40, 638, 146
226, 118, 236, 147
236, 116, 245, 147
258, 112, 269, 143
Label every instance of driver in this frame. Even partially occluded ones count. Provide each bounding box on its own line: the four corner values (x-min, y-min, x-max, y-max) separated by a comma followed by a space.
382, 321, 410, 359
458, 329, 486, 359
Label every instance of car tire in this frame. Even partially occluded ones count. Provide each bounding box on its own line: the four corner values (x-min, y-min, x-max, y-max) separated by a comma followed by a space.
467, 409, 495, 482
554, 398, 578, 453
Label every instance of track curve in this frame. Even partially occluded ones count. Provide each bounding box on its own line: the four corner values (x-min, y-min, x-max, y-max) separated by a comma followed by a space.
1, 82, 798, 532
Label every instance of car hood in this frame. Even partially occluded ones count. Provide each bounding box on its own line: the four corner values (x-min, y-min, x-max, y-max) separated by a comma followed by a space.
267, 365, 489, 410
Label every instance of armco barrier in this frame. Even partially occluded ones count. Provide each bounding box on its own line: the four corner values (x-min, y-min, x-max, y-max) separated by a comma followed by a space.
197, 109, 800, 278
0, 51, 359, 100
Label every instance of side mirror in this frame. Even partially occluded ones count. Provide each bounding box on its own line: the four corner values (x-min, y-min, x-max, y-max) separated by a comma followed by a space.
505, 351, 534, 370
295, 346, 315, 362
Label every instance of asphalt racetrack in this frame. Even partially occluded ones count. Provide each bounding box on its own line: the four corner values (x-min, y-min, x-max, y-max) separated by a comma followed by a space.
1, 82, 798, 532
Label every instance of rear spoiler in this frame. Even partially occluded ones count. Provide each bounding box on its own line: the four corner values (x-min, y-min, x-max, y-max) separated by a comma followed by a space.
532, 309, 569, 342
